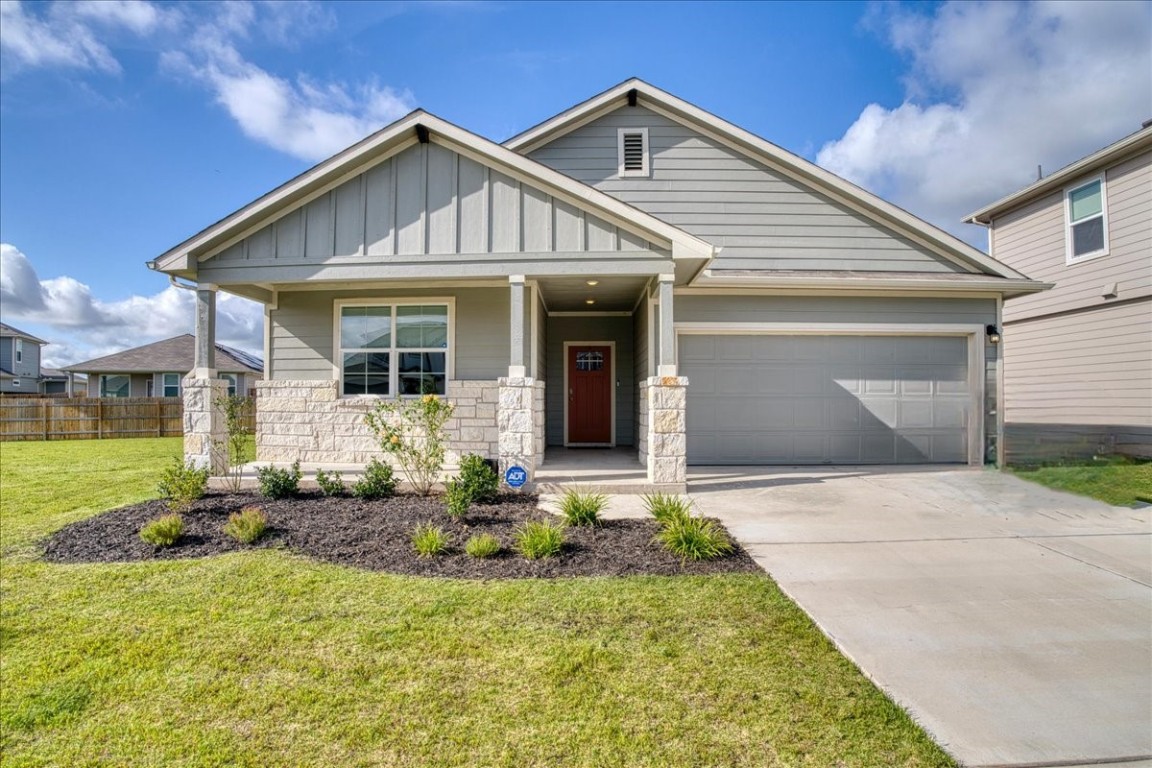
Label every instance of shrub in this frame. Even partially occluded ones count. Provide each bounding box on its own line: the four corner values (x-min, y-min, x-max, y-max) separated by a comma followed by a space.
223, 506, 267, 544
315, 468, 345, 497
458, 454, 499, 504
444, 478, 470, 520
364, 395, 455, 496
557, 488, 607, 527
140, 514, 183, 547
656, 514, 733, 563
256, 461, 301, 499
643, 492, 693, 528
411, 524, 450, 558
514, 519, 565, 560
215, 394, 254, 493
464, 533, 500, 558
351, 459, 397, 500
157, 458, 209, 513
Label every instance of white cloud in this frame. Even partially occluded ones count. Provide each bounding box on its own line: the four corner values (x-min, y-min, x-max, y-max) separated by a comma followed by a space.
0, 244, 262, 368
818, 0, 1152, 245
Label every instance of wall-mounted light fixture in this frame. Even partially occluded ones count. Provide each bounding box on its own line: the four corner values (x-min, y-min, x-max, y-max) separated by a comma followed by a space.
585, 299, 596, 305
986, 324, 1001, 344
586, 280, 599, 286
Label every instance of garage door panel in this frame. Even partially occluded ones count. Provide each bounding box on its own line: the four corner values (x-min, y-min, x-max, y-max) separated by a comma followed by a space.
683, 334, 972, 465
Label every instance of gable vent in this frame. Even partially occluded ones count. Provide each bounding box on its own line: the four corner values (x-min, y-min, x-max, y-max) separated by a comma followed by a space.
617, 127, 650, 177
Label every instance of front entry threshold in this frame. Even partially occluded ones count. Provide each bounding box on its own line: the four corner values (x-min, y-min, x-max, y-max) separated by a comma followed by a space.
530, 447, 685, 495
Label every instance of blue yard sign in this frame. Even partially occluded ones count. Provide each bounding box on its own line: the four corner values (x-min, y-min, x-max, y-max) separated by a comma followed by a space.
504, 466, 527, 488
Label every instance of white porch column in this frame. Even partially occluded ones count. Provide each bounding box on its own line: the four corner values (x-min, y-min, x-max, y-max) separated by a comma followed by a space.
184, 283, 226, 473
193, 284, 218, 378
657, 273, 676, 376
499, 275, 543, 484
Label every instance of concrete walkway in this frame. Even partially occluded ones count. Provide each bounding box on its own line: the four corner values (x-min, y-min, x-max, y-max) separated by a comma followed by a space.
684, 466, 1152, 768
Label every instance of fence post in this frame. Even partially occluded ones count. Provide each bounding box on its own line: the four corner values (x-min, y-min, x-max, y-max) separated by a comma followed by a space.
157, 400, 162, 437
97, 399, 103, 439
42, 400, 48, 441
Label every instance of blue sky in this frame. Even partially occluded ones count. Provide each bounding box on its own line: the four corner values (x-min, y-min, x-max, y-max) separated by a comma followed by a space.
1, 0, 1149, 367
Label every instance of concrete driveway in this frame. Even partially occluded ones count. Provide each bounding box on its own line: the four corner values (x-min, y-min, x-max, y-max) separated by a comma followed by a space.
688, 466, 1152, 768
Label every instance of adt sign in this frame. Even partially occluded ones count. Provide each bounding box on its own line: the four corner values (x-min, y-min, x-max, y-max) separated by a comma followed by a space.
504, 465, 528, 488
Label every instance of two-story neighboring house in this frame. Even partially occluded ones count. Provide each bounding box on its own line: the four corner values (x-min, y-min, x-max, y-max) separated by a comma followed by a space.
966, 123, 1152, 463
0, 322, 47, 395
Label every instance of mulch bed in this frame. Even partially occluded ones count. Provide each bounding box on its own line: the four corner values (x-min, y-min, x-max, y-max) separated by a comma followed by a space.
42, 493, 761, 579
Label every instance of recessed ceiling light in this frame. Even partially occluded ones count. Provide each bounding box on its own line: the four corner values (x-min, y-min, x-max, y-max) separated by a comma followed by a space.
586, 280, 599, 286
585, 299, 596, 305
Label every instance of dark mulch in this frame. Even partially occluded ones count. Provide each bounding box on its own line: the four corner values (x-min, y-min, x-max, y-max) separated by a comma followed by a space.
42, 493, 761, 579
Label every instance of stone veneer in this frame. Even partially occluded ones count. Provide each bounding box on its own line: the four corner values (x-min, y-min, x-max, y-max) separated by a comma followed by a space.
641, 376, 688, 485
255, 380, 501, 465
183, 377, 228, 473
497, 377, 546, 481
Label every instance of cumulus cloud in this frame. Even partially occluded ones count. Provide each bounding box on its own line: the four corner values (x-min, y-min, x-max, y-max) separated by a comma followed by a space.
0, 244, 262, 368
817, 0, 1152, 245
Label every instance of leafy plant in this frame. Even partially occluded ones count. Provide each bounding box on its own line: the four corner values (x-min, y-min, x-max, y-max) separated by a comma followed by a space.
513, 519, 565, 560
139, 513, 184, 547
656, 514, 733, 563
157, 458, 209, 513
351, 459, 397, 500
214, 394, 254, 493
458, 454, 499, 504
256, 461, 301, 499
223, 506, 267, 544
411, 524, 450, 558
315, 468, 345, 497
364, 395, 455, 496
464, 533, 500, 559
557, 488, 607, 527
643, 492, 693, 528
444, 479, 470, 520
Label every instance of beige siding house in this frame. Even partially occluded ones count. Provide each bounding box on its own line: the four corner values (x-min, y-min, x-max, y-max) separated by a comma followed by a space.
151, 80, 1047, 486
966, 124, 1152, 462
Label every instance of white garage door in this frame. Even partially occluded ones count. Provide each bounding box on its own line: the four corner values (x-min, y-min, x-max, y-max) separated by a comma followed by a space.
681, 334, 973, 465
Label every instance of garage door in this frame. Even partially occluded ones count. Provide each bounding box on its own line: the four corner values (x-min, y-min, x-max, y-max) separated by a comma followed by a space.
681, 335, 972, 465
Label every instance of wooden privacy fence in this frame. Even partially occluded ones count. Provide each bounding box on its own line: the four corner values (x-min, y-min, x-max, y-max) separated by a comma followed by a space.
0, 397, 254, 442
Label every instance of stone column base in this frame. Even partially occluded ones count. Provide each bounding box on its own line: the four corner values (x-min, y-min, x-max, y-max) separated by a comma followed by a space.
183, 377, 228, 474
643, 376, 688, 485
498, 377, 545, 483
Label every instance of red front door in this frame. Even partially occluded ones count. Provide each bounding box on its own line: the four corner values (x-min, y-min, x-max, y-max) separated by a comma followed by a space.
568, 345, 612, 444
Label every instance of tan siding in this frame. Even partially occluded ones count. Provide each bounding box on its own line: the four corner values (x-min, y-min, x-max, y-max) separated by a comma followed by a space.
995, 150, 1152, 322
1004, 299, 1152, 426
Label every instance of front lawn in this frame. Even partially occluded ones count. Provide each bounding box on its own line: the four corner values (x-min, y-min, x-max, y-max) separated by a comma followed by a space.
0, 438, 954, 767
1010, 457, 1152, 506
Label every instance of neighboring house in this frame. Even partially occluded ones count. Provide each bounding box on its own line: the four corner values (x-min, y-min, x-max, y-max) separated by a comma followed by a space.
966, 124, 1152, 463
150, 79, 1047, 484
0, 322, 54, 395
63, 335, 263, 398
39, 368, 72, 396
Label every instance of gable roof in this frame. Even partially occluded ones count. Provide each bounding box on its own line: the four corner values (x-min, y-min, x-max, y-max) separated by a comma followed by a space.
965, 124, 1152, 225
0, 322, 47, 344
151, 110, 714, 275
62, 335, 263, 374
505, 78, 1029, 280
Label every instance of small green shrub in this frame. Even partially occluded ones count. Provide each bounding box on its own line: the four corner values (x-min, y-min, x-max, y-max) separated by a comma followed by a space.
657, 514, 733, 563
256, 461, 301, 499
514, 519, 565, 560
365, 395, 455, 496
315, 468, 345, 497
458, 454, 499, 503
156, 458, 209, 513
411, 524, 450, 558
464, 533, 500, 558
444, 479, 470, 520
223, 506, 267, 544
139, 514, 184, 547
643, 492, 693, 528
557, 488, 607, 526
351, 458, 397, 500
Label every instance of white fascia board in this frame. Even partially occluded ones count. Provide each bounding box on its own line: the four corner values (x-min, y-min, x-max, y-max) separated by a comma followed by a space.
690, 271, 1052, 297
507, 79, 1027, 280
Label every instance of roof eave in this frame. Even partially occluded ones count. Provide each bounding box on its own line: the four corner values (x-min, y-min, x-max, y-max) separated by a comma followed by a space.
691, 270, 1052, 298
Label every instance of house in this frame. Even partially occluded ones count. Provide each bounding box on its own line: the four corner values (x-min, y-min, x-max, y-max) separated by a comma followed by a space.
63, 334, 263, 398
148, 79, 1047, 485
965, 124, 1152, 463
0, 322, 72, 395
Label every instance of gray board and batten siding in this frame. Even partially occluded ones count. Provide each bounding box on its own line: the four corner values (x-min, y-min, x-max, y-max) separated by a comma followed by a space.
527, 105, 974, 274
0, 336, 41, 381
198, 141, 670, 286
544, 315, 635, 447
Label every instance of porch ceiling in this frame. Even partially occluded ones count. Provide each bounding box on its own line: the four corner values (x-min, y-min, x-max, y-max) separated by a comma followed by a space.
537, 275, 648, 312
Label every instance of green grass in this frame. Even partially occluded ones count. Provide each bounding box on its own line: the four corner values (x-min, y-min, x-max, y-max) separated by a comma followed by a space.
0, 438, 955, 767
1010, 458, 1152, 506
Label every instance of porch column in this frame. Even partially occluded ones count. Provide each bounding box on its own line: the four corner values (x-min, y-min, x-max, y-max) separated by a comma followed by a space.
657, 273, 676, 376
184, 283, 226, 473
499, 274, 543, 484
508, 275, 528, 378
645, 273, 687, 487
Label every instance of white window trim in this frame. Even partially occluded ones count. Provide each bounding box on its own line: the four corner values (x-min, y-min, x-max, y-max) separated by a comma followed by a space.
332, 297, 456, 399
220, 373, 238, 397
14, 338, 22, 364
11, 379, 20, 388
162, 372, 182, 398
100, 374, 130, 398
617, 127, 650, 178
1064, 174, 1109, 265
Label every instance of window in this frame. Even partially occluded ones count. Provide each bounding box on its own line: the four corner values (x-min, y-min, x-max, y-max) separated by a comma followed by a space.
220, 374, 237, 397
11, 379, 19, 388
337, 302, 449, 397
1065, 176, 1108, 262
617, 128, 649, 177
101, 374, 130, 398
14, 339, 22, 364
162, 373, 181, 398
576, 351, 604, 371
146, 379, 153, 397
